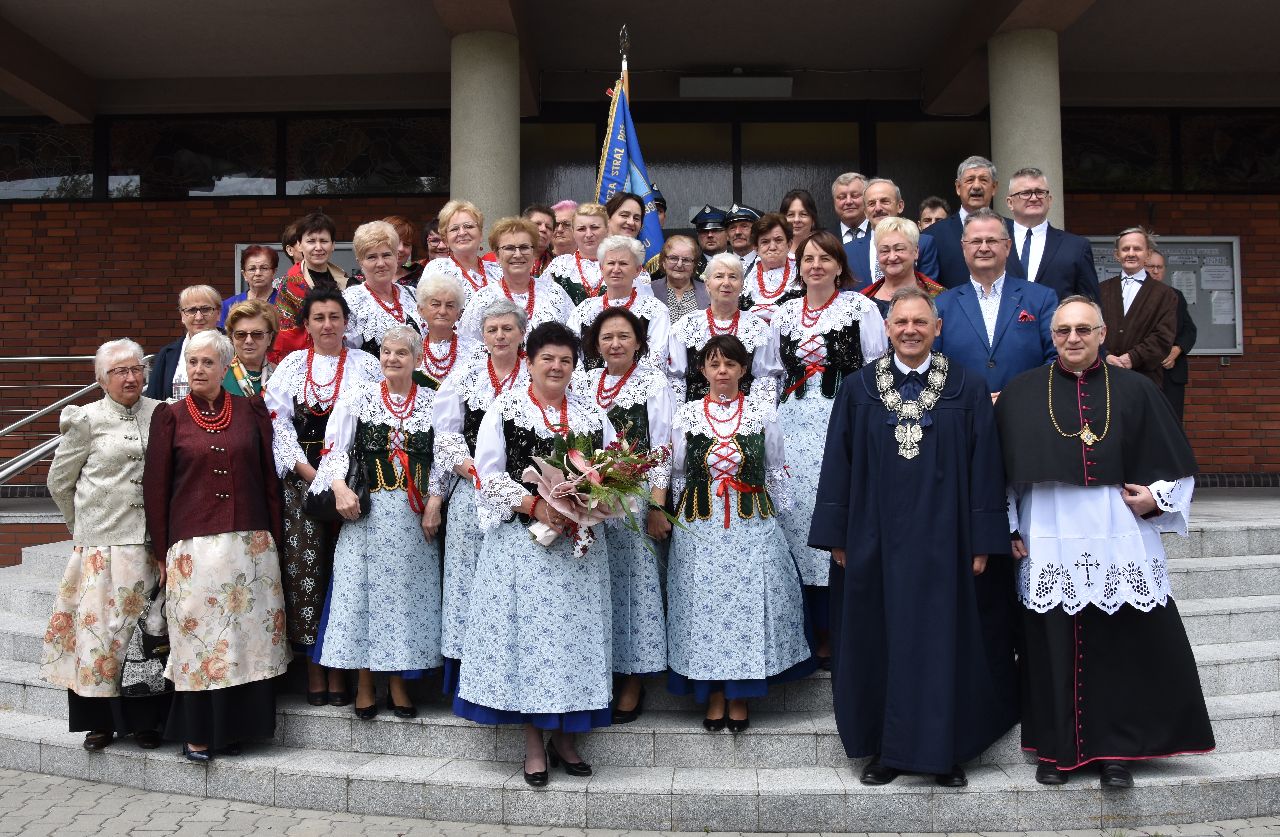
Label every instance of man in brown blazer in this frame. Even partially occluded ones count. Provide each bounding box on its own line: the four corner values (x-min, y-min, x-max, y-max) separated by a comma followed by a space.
1098, 227, 1177, 388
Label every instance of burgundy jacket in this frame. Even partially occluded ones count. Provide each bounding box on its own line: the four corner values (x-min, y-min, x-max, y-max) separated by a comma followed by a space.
1098, 275, 1177, 388
144, 393, 282, 557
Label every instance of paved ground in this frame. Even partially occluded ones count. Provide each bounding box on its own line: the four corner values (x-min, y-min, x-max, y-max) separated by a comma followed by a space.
0, 768, 1277, 837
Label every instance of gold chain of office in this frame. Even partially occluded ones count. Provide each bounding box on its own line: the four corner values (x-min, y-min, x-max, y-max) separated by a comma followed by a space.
1047, 362, 1112, 446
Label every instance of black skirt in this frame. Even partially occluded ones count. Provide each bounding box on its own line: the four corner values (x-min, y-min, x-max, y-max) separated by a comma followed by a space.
67, 690, 171, 734
1020, 600, 1215, 770
163, 677, 279, 749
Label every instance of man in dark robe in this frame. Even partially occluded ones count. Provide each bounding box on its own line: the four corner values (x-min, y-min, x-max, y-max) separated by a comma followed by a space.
809, 286, 1017, 788
996, 295, 1213, 789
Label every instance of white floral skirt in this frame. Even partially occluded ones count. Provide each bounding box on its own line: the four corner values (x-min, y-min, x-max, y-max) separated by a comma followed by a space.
164, 531, 292, 691
319, 490, 443, 672
41, 543, 157, 698
458, 517, 612, 714
667, 512, 809, 682
604, 517, 667, 675
441, 480, 481, 660
778, 390, 837, 586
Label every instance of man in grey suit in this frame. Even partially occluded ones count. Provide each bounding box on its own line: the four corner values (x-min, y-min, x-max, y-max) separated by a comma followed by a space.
1003, 167, 1100, 301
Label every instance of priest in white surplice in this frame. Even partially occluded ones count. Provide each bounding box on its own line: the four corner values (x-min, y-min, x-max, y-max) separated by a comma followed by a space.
995, 295, 1214, 789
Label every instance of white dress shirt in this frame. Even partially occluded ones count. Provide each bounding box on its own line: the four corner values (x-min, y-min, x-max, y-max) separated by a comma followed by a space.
1120, 269, 1148, 315
840, 220, 869, 244
893, 353, 932, 377
970, 275, 1005, 346
1012, 220, 1049, 281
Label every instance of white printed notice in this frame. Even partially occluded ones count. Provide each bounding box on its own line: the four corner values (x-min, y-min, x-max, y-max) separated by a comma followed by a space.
1211, 291, 1235, 325
1171, 270, 1198, 304
1201, 265, 1234, 291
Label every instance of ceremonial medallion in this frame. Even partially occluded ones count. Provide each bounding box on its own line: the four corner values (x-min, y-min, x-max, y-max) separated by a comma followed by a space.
875, 353, 948, 460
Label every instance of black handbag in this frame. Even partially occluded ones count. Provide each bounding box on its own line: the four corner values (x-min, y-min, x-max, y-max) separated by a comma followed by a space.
119, 588, 173, 698
303, 454, 371, 522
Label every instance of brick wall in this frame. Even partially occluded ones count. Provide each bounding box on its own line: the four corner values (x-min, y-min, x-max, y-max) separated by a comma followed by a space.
1065, 194, 1280, 473
0, 193, 1275, 473
0, 523, 67, 567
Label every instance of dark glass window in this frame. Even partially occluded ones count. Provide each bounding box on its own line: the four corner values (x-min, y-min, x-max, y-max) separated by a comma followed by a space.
741, 122, 859, 232
1063, 111, 1173, 192
639, 123, 732, 231
286, 116, 448, 195
521, 123, 596, 208
1181, 112, 1280, 192
876, 121, 989, 215
0, 122, 93, 199
109, 118, 275, 199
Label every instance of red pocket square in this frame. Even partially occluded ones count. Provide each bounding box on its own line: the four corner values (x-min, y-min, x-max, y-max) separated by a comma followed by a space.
1017, 310, 1035, 322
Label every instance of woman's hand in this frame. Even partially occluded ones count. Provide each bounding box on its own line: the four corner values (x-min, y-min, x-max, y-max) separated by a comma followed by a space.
295, 461, 317, 484
646, 508, 672, 541
454, 458, 474, 479
422, 496, 444, 540
333, 480, 361, 521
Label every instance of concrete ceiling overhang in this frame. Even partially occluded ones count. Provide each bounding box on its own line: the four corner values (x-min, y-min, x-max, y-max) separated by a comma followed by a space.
0, 0, 1275, 121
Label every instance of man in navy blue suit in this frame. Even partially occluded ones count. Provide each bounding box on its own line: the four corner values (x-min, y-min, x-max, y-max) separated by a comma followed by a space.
922, 156, 1000, 289
1003, 167, 1100, 301
832, 172, 869, 244
843, 178, 940, 291
934, 209, 1057, 399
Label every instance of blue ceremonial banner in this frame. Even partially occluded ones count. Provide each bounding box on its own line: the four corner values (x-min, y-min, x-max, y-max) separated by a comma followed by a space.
596, 80, 664, 262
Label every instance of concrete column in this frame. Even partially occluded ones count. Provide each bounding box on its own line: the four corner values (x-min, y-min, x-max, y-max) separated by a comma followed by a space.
988, 29, 1065, 228
450, 31, 520, 221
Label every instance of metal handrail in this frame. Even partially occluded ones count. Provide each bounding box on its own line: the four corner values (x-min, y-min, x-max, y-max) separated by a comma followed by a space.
0, 381, 101, 439
0, 436, 60, 486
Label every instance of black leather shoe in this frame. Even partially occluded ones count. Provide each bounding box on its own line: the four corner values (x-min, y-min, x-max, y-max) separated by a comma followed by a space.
726, 716, 750, 733
546, 740, 592, 777
1036, 762, 1068, 785
860, 757, 900, 785
328, 689, 351, 707
612, 687, 645, 724
306, 690, 327, 707
182, 743, 212, 763
133, 730, 161, 750
1099, 761, 1134, 788
523, 758, 549, 787
935, 764, 967, 787
386, 693, 418, 719
353, 701, 378, 720
82, 731, 112, 751
702, 712, 726, 732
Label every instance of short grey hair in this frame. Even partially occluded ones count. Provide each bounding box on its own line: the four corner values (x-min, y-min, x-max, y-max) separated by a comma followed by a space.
887, 285, 939, 319
596, 234, 646, 266
1009, 166, 1046, 183
864, 177, 903, 204
94, 338, 146, 384
185, 329, 234, 368
380, 325, 422, 359
178, 284, 221, 310
705, 251, 745, 282
1053, 295, 1104, 327
416, 268, 466, 310
961, 207, 1009, 235
480, 298, 529, 336
831, 171, 867, 194
956, 155, 997, 182
1115, 226, 1155, 250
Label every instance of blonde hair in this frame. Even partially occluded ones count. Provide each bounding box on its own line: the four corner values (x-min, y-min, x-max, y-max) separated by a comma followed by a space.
573, 202, 608, 224
438, 199, 485, 236
178, 284, 221, 309
873, 216, 921, 248
352, 220, 400, 261
224, 298, 279, 337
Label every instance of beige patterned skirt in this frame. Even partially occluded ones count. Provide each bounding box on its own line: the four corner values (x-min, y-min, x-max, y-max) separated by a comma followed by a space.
41, 543, 158, 698
163, 531, 292, 692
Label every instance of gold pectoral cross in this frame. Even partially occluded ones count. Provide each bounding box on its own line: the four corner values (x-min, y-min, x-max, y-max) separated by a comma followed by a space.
1079, 423, 1098, 446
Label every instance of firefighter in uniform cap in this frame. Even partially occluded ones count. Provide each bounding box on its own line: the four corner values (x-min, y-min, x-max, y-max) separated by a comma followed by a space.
692, 205, 729, 258
725, 203, 763, 269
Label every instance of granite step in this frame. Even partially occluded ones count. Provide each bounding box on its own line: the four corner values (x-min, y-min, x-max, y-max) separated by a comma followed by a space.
0, 707, 1274, 832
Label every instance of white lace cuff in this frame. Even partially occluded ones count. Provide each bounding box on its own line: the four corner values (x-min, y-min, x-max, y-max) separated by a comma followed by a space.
427, 463, 449, 498
648, 444, 672, 490
310, 450, 351, 496
434, 431, 470, 473
1149, 477, 1194, 537
477, 472, 529, 531
671, 474, 686, 504
1006, 487, 1021, 534
271, 415, 308, 477
767, 466, 793, 512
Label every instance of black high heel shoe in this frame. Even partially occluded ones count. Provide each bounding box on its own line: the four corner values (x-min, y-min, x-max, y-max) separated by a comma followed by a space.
546, 739, 592, 776
523, 756, 549, 787
353, 697, 379, 720
612, 687, 645, 724
702, 713, 726, 732
182, 743, 212, 763
727, 716, 750, 733
386, 693, 418, 719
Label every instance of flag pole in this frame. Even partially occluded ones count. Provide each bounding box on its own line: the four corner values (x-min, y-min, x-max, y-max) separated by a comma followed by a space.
619, 24, 630, 99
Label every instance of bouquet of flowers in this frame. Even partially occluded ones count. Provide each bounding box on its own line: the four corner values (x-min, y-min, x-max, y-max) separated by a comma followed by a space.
521, 429, 669, 558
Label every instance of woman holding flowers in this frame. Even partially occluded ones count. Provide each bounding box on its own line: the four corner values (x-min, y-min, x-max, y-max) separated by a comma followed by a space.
42, 339, 169, 752
580, 307, 673, 724
456, 322, 616, 787
143, 330, 290, 762
666, 334, 810, 734
432, 299, 529, 694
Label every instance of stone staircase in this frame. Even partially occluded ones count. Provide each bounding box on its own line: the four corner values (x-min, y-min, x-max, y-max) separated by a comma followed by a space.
2, 490, 1280, 832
